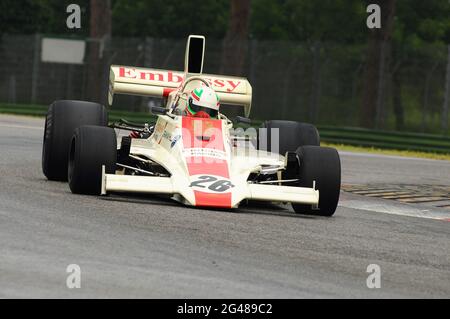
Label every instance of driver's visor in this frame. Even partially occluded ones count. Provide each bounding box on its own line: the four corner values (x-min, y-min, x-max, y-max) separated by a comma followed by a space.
188, 100, 218, 118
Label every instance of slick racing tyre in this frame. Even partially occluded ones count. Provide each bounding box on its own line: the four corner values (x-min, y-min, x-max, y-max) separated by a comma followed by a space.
42, 100, 108, 181
68, 126, 117, 195
260, 120, 320, 156
292, 146, 341, 217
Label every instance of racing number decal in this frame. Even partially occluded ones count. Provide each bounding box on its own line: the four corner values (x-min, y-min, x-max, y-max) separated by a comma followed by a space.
190, 175, 216, 187
189, 176, 234, 193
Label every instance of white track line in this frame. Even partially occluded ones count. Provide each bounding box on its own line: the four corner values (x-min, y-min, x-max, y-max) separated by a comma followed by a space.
339, 196, 450, 221
0, 124, 42, 130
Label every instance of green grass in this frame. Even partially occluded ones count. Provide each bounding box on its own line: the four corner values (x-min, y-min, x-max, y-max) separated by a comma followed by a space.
0, 102, 154, 123
0, 103, 47, 116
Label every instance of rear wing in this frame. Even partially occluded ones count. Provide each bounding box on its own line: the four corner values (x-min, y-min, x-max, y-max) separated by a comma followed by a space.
109, 66, 252, 117
108, 35, 252, 117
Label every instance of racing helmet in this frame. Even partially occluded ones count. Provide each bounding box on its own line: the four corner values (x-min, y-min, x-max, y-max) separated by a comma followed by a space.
186, 87, 220, 118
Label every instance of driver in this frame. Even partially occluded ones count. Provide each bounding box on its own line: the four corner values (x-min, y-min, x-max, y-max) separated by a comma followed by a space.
186, 87, 220, 119
129, 86, 221, 139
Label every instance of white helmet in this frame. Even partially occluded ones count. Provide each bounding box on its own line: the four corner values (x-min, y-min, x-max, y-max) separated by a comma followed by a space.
187, 87, 220, 118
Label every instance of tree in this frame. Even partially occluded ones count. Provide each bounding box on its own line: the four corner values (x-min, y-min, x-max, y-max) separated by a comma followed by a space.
388, 0, 450, 131
360, 0, 396, 129
220, 0, 251, 76
86, 0, 111, 104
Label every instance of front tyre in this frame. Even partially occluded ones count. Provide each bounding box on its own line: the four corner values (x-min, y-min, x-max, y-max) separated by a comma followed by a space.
68, 125, 117, 195
292, 146, 341, 216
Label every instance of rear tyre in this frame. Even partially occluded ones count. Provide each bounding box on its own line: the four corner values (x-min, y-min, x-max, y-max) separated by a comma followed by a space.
42, 100, 108, 181
292, 146, 341, 217
68, 126, 117, 195
261, 120, 320, 156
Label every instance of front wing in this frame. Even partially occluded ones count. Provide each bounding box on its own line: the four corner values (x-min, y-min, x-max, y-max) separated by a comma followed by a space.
101, 166, 319, 208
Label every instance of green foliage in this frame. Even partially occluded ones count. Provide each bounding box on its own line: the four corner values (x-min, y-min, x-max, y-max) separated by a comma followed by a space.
250, 0, 367, 43
1, 0, 448, 45
0, 0, 41, 34
0, 0, 90, 36
250, 0, 449, 45
394, 0, 450, 46
111, 0, 230, 39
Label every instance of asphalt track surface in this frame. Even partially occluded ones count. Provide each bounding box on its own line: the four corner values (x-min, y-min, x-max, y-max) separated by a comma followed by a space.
0, 115, 449, 298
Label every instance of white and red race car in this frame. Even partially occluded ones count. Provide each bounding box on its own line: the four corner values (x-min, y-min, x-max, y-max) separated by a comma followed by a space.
42, 35, 341, 216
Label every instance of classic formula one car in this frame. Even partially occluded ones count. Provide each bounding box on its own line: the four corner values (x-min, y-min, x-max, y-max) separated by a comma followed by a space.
42, 35, 341, 216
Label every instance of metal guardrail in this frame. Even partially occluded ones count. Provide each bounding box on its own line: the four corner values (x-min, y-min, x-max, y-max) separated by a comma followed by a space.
318, 126, 450, 154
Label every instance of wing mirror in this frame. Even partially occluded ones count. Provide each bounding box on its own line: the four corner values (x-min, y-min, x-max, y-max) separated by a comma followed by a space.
235, 116, 252, 125
151, 106, 167, 115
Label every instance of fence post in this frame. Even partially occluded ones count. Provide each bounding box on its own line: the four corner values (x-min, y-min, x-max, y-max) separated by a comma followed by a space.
375, 41, 388, 129
281, 53, 298, 120
441, 44, 450, 134
308, 42, 321, 123
422, 61, 439, 132
31, 33, 41, 104
66, 64, 74, 100
8, 75, 16, 104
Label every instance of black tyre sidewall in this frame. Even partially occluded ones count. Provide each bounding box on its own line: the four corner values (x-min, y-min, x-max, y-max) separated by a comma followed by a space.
293, 146, 341, 216
68, 126, 117, 195
262, 120, 320, 156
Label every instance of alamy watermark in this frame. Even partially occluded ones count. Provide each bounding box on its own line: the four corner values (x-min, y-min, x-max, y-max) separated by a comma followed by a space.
366, 264, 381, 289
66, 264, 81, 289
66, 4, 81, 29
366, 4, 381, 29
65, 3, 381, 31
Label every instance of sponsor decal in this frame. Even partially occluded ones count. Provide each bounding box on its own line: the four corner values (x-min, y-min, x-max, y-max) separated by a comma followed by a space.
153, 121, 166, 142
161, 130, 182, 149
119, 67, 183, 84
155, 122, 165, 134
183, 148, 226, 160
171, 135, 181, 148
162, 130, 172, 141
117, 67, 242, 93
